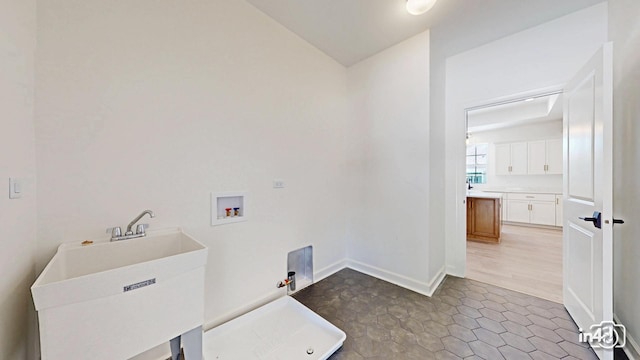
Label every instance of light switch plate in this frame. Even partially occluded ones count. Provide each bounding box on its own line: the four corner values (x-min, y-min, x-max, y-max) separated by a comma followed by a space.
9, 177, 22, 199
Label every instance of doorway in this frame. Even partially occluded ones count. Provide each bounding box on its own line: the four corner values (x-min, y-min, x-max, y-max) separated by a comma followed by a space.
464, 92, 564, 303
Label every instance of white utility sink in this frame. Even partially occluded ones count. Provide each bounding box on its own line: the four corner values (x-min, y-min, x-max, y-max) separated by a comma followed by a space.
32, 228, 208, 360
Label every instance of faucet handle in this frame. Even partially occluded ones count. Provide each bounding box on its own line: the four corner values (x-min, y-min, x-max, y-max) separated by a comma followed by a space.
107, 227, 122, 238
135, 223, 149, 235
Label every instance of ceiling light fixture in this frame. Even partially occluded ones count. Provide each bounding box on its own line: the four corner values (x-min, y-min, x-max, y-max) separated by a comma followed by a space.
406, 0, 437, 15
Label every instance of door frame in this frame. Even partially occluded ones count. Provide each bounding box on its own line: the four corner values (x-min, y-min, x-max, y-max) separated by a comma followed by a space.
453, 84, 565, 277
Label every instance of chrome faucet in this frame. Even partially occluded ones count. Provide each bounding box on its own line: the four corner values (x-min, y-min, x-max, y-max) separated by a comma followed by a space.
108, 210, 155, 241
126, 210, 155, 235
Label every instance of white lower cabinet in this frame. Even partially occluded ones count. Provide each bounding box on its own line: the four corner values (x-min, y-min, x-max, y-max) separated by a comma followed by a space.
530, 201, 556, 226
501, 194, 507, 221
506, 200, 530, 223
555, 194, 563, 226
505, 193, 559, 226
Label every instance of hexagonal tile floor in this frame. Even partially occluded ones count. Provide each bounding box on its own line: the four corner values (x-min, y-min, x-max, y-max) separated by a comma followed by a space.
293, 268, 600, 360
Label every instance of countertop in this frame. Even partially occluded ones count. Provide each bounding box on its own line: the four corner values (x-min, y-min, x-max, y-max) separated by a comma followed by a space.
466, 191, 503, 199
473, 188, 562, 195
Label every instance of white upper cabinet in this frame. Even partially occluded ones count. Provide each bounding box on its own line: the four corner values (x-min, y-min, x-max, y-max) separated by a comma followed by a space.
496, 139, 561, 176
510, 142, 528, 175
495, 144, 511, 175
495, 142, 528, 175
527, 140, 547, 174
545, 139, 563, 174
528, 139, 562, 175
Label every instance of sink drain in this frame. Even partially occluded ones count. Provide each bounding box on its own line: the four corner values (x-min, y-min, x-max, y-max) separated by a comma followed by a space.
306, 347, 314, 355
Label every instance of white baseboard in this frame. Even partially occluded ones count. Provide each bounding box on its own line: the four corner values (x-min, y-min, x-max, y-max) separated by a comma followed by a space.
502, 221, 562, 230
203, 260, 445, 332
314, 259, 348, 282
614, 313, 640, 360
427, 266, 447, 296
446, 264, 464, 278
203, 258, 443, 332
345, 260, 445, 297
316, 258, 447, 297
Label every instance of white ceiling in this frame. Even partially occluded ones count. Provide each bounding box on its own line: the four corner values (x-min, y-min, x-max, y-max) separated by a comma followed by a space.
246, 0, 437, 66
245, 0, 604, 67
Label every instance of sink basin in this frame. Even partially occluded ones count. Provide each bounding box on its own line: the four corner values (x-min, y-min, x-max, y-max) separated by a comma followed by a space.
32, 228, 208, 360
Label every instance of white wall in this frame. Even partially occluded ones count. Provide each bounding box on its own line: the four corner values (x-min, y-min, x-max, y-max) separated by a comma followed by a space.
610, 0, 640, 357
469, 121, 563, 192
35, 2, 350, 356
444, 3, 608, 276
347, 31, 437, 295
0, 0, 37, 359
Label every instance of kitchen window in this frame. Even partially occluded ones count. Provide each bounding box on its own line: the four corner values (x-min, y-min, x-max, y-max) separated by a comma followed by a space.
466, 143, 487, 184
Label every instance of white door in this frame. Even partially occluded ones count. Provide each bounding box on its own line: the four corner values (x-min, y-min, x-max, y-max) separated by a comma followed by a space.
563, 43, 614, 360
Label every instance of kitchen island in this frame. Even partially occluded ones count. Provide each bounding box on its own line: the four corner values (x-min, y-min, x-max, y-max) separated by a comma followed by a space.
467, 192, 502, 243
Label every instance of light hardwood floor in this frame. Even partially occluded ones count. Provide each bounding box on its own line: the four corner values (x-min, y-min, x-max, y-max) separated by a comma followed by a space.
466, 223, 563, 303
